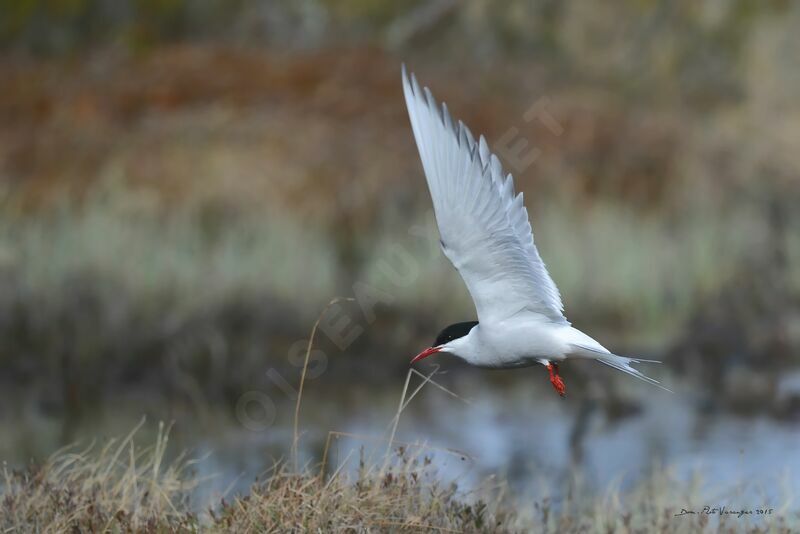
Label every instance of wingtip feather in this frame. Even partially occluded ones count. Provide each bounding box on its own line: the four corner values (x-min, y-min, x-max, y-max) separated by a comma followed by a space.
478, 135, 490, 166
411, 72, 422, 100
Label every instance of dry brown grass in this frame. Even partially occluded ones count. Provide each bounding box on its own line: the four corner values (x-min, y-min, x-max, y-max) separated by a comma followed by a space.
211, 451, 507, 532
3, 427, 798, 533
0, 420, 512, 532
1, 420, 199, 533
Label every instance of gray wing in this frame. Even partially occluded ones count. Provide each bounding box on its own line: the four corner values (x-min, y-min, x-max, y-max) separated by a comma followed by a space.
402, 66, 567, 325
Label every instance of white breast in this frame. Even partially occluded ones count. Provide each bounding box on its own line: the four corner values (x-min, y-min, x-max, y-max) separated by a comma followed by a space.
447, 316, 574, 369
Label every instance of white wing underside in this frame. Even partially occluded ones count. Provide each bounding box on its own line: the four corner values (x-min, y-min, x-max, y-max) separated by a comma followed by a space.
402, 66, 567, 325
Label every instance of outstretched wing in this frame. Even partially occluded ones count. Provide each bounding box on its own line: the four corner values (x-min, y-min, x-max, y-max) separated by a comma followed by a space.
402, 66, 567, 325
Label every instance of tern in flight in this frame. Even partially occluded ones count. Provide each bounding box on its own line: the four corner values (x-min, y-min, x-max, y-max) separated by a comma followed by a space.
403, 66, 668, 396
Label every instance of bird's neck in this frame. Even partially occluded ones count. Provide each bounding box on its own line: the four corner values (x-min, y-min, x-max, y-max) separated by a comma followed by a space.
446, 328, 483, 365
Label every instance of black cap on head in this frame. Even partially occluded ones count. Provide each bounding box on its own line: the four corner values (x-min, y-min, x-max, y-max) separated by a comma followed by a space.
434, 321, 478, 346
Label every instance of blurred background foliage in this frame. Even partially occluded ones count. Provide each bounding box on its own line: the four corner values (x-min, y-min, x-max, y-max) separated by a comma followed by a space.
0, 0, 799, 460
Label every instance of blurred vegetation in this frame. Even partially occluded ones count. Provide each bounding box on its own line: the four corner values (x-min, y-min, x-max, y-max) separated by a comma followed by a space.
0, 1, 799, 416
0, 0, 242, 52
5, 177, 793, 414
0, 0, 792, 70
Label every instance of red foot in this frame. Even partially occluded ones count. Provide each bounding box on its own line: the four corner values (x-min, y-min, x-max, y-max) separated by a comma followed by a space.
547, 363, 566, 397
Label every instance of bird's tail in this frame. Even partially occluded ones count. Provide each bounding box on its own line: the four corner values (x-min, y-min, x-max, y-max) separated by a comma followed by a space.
571, 343, 672, 393
595, 354, 672, 393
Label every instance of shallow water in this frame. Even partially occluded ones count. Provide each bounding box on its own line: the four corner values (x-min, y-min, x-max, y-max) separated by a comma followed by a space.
2, 372, 798, 511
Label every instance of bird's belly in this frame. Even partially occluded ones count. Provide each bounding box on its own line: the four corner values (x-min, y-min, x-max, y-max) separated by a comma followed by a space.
473, 358, 540, 370
475, 321, 570, 368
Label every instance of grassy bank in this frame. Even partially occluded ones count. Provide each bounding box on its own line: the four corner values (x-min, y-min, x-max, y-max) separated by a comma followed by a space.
2, 422, 796, 533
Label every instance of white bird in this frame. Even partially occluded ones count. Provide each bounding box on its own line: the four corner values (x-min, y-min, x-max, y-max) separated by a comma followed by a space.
402, 66, 669, 396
